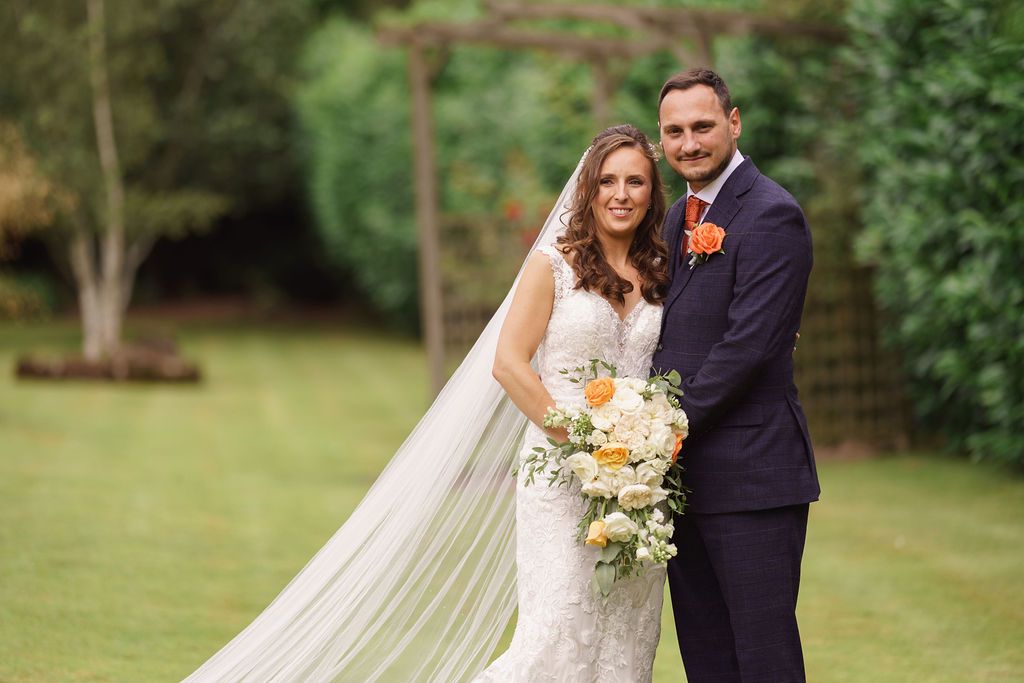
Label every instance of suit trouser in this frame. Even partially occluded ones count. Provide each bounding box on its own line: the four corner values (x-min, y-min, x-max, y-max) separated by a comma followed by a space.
668, 504, 809, 683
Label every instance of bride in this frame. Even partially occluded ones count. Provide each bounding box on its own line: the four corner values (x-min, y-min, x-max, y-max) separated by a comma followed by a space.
183, 124, 671, 682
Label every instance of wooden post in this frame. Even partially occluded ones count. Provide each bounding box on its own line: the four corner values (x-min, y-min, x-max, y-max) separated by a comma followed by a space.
591, 58, 613, 128
408, 42, 446, 396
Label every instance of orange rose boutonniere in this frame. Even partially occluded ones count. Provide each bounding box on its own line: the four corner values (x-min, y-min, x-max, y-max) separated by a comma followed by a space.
686, 221, 726, 269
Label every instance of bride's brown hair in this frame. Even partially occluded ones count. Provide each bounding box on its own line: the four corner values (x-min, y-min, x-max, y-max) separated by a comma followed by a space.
557, 124, 670, 304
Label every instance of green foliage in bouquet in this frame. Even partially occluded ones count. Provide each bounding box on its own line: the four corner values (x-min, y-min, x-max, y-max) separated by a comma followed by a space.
845, 0, 1024, 464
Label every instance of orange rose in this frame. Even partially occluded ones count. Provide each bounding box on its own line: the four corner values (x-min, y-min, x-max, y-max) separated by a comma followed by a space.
689, 222, 725, 255
584, 377, 615, 406
671, 434, 684, 464
594, 442, 630, 470
584, 520, 608, 547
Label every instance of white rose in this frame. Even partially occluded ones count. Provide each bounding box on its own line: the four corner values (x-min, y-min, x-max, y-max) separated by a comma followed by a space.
564, 452, 598, 482
673, 409, 690, 437
603, 464, 637, 493
647, 423, 677, 457
645, 458, 670, 476
602, 511, 639, 542
644, 393, 673, 422
648, 486, 670, 505
621, 377, 648, 394
590, 403, 621, 432
610, 387, 644, 414
617, 411, 649, 435
635, 546, 652, 562
581, 478, 615, 499
629, 443, 656, 464
614, 427, 648, 452
635, 462, 665, 487
586, 429, 608, 447
617, 483, 653, 511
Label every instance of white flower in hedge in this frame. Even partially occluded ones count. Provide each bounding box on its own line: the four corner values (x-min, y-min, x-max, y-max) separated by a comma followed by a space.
602, 511, 639, 542
581, 478, 615, 499
635, 546, 653, 562
565, 452, 599, 482
586, 429, 608, 447
635, 462, 665, 488
610, 386, 644, 414
590, 403, 621, 432
647, 422, 676, 457
617, 483, 653, 510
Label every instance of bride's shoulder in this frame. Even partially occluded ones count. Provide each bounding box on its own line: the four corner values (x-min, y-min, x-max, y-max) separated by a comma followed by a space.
534, 244, 574, 269
528, 246, 575, 300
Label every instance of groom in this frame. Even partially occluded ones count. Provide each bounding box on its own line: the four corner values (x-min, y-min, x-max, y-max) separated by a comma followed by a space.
651, 69, 820, 682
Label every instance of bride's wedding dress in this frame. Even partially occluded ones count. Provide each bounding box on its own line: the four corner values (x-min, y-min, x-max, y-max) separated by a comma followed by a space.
475, 245, 666, 683
182, 152, 666, 683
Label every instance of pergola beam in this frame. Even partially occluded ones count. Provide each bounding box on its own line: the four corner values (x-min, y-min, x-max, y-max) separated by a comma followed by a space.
378, 22, 657, 60
482, 2, 849, 42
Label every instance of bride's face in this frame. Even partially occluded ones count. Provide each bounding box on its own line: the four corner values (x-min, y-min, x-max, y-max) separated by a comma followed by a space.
590, 146, 652, 241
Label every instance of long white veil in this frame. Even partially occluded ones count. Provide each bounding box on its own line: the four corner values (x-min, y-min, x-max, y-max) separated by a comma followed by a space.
183, 153, 585, 682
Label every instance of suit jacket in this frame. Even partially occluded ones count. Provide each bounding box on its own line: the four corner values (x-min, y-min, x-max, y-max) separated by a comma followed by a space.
651, 158, 820, 514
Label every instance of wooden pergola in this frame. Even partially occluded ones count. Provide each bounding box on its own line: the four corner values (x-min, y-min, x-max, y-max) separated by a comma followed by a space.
379, 2, 846, 395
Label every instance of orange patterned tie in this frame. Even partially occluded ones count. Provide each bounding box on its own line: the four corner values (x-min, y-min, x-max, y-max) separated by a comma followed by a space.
681, 195, 708, 262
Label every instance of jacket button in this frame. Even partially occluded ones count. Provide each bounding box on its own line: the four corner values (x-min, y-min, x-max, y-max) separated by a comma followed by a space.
656, 343, 664, 352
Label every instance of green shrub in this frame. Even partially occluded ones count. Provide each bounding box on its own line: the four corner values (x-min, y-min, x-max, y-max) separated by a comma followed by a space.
847, 0, 1024, 463
0, 271, 55, 321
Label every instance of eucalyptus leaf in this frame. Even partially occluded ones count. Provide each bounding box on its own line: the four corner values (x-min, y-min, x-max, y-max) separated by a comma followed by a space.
595, 562, 615, 597
600, 542, 622, 563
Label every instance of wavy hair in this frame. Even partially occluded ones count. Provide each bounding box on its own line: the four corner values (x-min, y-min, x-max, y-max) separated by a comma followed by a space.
557, 124, 669, 304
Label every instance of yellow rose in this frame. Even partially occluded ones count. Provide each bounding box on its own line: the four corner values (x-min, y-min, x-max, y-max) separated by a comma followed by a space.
594, 442, 630, 471
584, 520, 608, 547
584, 377, 615, 407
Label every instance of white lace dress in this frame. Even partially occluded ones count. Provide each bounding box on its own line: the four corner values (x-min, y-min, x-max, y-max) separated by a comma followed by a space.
475, 245, 666, 683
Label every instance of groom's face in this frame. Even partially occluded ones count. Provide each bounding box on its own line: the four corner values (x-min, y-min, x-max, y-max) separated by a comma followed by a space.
659, 85, 741, 192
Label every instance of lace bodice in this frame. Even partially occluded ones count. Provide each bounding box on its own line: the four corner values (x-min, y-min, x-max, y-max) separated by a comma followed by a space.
535, 244, 663, 407
475, 245, 666, 683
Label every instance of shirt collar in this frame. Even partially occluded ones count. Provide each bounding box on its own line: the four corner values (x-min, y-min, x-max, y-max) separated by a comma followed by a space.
686, 148, 745, 206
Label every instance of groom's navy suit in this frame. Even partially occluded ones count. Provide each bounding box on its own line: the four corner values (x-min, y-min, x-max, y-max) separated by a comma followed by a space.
651, 157, 820, 682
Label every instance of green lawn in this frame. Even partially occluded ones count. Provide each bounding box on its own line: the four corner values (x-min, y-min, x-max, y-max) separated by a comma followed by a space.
1, 320, 1021, 682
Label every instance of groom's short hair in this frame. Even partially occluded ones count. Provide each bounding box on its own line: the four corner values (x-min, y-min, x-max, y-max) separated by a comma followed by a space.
659, 69, 733, 115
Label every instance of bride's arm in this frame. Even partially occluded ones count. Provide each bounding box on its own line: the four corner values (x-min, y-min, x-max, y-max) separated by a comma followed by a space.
493, 251, 568, 441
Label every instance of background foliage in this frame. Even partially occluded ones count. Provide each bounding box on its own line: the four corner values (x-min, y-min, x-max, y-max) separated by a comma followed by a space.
846, 0, 1024, 464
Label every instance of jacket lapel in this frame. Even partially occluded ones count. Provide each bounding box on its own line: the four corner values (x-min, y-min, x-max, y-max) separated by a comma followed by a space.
663, 158, 759, 315
665, 200, 686, 281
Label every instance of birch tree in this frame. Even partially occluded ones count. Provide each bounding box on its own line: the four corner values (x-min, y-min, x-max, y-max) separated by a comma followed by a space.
1, 0, 315, 358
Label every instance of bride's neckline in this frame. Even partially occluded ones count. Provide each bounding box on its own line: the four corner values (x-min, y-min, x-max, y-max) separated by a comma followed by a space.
550, 249, 646, 324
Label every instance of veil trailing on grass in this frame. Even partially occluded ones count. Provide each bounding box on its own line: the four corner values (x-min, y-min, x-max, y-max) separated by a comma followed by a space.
183, 153, 586, 682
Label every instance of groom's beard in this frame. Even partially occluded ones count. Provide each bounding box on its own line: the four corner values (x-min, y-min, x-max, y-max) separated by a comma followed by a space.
677, 143, 735, 187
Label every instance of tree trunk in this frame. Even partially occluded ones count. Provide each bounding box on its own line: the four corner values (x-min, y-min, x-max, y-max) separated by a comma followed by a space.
86, 0, 127, 360
68, 228, 103, 360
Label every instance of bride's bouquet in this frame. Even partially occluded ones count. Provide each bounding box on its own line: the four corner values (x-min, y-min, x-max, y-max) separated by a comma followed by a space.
518, 359, 689, 596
